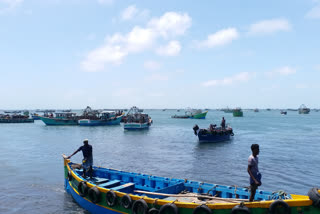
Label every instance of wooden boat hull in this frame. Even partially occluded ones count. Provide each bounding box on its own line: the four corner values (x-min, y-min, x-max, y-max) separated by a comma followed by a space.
124, 122, 150, 130
78, 116, 122, 126
0, 118, 34, 123
40, 116, 78, 125
63, 157, 320, 214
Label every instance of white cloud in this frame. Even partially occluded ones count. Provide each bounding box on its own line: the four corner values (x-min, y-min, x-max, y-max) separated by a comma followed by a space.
147, 92, 165, 97
144, 60, 161, 71
306, 5, 320, 19
202, 72, 253, 87
248, 18, 291, 35
0, 0, 23, 14
147, 12, 192, 38
81, 12, 191, 72
156, 40, 181, 56
265, 66, 296, 78
121, 5, 138, 20
196, 28, 239, 48
315, 65, 320, 71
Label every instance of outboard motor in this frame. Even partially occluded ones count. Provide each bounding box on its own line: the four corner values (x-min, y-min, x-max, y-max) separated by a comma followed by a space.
193, 124, 199, 136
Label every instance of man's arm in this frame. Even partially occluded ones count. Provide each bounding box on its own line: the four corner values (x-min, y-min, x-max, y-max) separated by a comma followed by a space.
67, 148, 81, 159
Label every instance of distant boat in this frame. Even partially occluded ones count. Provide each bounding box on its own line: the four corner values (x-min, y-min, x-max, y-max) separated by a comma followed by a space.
299, 104, 310, 114
31, 113, 41, 120
40, 112, 79, 125
193, 124, 234, 143
172, 109, 208, 119
124, 106, 152, 130
254, 108, 259, 112
221, 107, 233, 113
280, 110, 287, 115
266, 108, 271, 111
0, 113, 34, 123
233, 108, 243, 117
78, 111, 123, 126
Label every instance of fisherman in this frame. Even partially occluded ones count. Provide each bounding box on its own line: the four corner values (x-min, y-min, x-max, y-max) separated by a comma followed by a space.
221, 117, 226, 129
67, 139, 93, 179
247, 144, 261, 201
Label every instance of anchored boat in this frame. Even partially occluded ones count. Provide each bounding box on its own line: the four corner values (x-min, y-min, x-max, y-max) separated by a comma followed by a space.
0, 111, 34, 123
299, 104, 310, 114
39, 112, 79, 125
123, 106, 152, 130
193, 124, 234, 143
172, 109, 208, 119
79, 111, 123, 126
62, 155, 320, 214
233, 108, 243, 117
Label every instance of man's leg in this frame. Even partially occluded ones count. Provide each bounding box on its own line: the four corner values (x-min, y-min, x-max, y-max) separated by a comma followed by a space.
89, 165, 93, 179
249, 184, 257, 202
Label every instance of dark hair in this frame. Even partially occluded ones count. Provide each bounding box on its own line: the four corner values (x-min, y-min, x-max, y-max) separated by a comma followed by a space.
251, 144, 259, 151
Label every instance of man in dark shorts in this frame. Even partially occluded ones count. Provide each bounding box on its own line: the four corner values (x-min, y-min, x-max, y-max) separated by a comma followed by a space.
247, 144, 261, 201
67, 139, 93, 179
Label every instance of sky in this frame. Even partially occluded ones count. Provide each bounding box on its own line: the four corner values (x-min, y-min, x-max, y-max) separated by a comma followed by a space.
1, 0, 320, 109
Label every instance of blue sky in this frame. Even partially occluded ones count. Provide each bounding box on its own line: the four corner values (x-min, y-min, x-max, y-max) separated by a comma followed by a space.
1, 0, 320, 109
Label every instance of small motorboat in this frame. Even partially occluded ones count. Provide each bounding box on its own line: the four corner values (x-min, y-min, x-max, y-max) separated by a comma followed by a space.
280, 111, 287, 115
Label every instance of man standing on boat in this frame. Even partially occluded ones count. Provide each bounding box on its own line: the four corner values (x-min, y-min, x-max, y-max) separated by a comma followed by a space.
67, 139, 93, 179
221, 117, 226, 129
248, 144, 261, 201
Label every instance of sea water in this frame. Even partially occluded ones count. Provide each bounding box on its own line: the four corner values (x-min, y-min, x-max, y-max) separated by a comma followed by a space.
0, 109, 319, 213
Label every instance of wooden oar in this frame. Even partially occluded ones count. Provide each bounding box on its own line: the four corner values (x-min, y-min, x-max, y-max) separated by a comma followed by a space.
134, 190, 248, 202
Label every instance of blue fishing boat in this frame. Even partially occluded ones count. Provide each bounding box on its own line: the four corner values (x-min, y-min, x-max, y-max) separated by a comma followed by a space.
39, 112, 79, 125
78, 111, 123, 126
62, 155, 320, 214
193, 124, 234, 143
123, 106, 152, 130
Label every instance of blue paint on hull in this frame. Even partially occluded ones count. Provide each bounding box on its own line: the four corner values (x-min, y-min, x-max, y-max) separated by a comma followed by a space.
79, 116, 122, 126
124, 122, 150, 130
40, 117, 78, 125
64, 178, 121, 214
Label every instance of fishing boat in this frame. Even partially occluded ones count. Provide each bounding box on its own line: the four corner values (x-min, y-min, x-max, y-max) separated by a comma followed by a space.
0, 113, 34, 123
233, 108, 243, 117
78, 111, 123, 126
39, 112, 79, 125
299, 104, 310, 114
123, 106, 152, 130
193, 124, 234, 143
254, 108, 259, 112
172, 109, 208, 119
62, 155, 320, 214
281, 110, 287, 115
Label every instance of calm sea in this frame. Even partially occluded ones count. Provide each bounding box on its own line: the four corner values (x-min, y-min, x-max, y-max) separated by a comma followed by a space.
0, 109, 319, 214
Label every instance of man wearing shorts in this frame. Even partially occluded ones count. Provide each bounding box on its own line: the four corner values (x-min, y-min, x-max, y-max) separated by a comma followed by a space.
247, 144, 261, 201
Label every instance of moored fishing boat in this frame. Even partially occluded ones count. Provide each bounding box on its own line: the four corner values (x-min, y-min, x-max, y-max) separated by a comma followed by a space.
221, 107, 233, 113
172, 109, 208, 119
299, 104, 310, 114
39, 112, 79, 125
0, 111, 34, 123
123, 106, 152, 130
78, 111, 123, 126
233, 108, 243, 117
62, 155, 320, 214
193, 124, 234, 142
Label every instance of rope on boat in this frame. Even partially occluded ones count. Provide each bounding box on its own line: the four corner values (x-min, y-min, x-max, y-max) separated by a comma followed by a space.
206, 185, 217, 195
